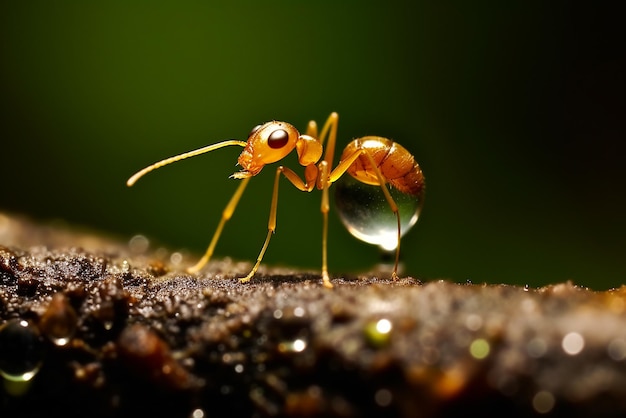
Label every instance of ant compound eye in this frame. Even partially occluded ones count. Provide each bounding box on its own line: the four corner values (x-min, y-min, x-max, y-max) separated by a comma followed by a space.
267, 129, 289, 149
248, 124, 263, 138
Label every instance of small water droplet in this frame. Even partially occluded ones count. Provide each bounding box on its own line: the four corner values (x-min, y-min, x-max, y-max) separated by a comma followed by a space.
0, 319, 46, 383
562, 332, 584, 355
532, 390, 555, 414
335, 175, 422, 251
40, 293, 78, 346
129, 234, 150, 254
170, 252, 183, 265
374, 388, 393, 407
469, 338, 490, 359
190, 408, 205, 418
278, 338, 307, 353
364, 318, 393, 347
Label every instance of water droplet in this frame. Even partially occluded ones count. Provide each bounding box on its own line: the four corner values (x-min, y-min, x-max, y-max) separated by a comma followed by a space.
278, 338, 307, 353
170, 252, 184, 265
374, 388, 393, 407
335, 175, 422, 251
532, 390, 555, 414
364, 318, 393, 347
0, 319, 45, 382
128, 234, 150, 254
562, 332, 584, 355
464, 314, 483, 331
190, 408, 205, 418
39, 293, 78, 346
469, 338, 490, 359
608, 338, 626, 361
293, 306, 305, 318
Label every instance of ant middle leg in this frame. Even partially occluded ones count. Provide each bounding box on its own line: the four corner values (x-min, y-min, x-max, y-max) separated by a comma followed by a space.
239, 166, 313, 283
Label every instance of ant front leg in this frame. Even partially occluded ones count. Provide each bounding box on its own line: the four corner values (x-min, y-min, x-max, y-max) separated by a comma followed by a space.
239, 165, 315, 283
187, 177, 251, 274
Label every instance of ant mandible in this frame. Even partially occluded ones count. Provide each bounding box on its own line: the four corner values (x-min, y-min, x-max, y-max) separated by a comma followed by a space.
127, 112, 425, 288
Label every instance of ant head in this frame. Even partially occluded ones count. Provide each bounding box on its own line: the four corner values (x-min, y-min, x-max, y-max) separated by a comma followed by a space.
234, 121, 299, 178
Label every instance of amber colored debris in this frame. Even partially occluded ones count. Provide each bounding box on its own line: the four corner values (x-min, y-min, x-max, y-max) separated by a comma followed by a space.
0, 212, 626, 418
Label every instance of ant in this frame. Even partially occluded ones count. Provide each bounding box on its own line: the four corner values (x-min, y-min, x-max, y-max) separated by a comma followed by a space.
127, 112, 424, 288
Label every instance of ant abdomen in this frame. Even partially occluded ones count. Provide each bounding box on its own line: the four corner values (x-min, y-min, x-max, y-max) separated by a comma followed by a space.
340, 137, 425, 197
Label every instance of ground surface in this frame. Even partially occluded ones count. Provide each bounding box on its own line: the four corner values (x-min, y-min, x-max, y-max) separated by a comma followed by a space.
0, 212, 625, 417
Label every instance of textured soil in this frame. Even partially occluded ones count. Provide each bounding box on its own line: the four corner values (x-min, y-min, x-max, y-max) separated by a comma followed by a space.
1, 212, 625, 418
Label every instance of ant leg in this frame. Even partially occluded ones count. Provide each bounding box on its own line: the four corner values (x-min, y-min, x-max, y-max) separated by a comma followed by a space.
187, 177, 251, 274
239, 166, 315, 283
239, 167, 284, 283
329, 149, 402, 280
318, 112, 339, 169
318, 161, 333, 288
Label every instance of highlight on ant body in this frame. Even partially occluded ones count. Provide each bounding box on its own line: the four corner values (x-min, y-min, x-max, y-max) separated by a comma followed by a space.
126, 112, 425, 288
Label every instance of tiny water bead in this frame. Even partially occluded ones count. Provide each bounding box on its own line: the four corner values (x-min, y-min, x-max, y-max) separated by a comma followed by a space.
334, 174, 423, 251
0, 319, 46, 382
39, 293, 78, 346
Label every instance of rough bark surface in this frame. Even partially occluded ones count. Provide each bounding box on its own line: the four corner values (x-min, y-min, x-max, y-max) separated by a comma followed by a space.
0, 212, 625, 417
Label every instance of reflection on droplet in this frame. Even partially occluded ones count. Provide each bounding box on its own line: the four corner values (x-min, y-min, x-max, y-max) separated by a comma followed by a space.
335, 175, 422, 251
278, 338, 307, 353
376, 319, 392, 334
469, 338, 490, 360
273, 309, 283, 319
562, 332, 584, 355
364, 318, 393, 347
0, 319, 46, 384
532, 390, 555, 414
234, 364, 244, 373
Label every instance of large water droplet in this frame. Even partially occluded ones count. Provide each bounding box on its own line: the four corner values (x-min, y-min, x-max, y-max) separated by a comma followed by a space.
0, 319, 46, 382
335, 175, 423, 251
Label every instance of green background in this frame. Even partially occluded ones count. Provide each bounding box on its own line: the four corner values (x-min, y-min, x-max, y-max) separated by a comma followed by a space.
1, 2, 624, 288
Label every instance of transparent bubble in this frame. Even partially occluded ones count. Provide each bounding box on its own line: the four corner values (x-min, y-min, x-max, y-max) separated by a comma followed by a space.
0, 319, 45, 382
334, 175, 423, 251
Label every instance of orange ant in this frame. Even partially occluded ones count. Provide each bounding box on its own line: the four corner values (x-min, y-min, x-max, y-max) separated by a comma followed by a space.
127, 112, 424, 288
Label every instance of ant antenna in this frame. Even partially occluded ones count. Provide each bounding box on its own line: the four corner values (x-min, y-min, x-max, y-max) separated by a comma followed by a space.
127, 140, 247, 186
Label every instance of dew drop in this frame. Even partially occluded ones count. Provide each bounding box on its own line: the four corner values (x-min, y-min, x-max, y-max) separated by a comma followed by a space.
335, 175, 422, 251
562, 332, 584, 355
190, 408, 205, 418
0, 319, 46, 382
364, 318, 393, 347
532, 390, 555, 414
40, 293, 78, 346
469, 338, 490, 360
374, 388, 393, 407
278, 338, 307, 353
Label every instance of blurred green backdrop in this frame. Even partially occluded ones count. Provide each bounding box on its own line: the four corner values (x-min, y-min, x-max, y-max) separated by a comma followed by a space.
0, 2, 624, 288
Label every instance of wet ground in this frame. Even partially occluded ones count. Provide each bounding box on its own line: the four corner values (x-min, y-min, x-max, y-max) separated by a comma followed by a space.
1, 212, 625, 417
